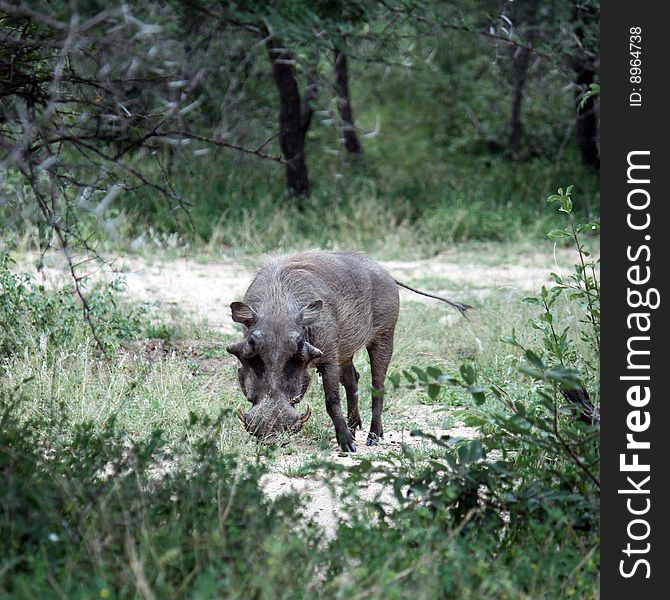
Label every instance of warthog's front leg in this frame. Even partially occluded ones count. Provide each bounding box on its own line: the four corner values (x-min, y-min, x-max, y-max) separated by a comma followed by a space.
320, 363, 357, 452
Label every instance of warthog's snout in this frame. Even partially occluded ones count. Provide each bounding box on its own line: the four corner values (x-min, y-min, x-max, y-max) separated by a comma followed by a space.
236, 400, 312, 444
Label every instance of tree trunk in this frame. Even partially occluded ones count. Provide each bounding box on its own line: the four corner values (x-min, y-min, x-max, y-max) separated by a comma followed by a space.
333, 48, 362, 154
266, 37, 310, 197
507, 0, 540, 156
573, 3, 600, 170
574, 66, 599, 170
509, 45, 532, 155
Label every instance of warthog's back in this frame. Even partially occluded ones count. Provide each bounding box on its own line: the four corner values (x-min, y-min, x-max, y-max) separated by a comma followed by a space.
244, 251, 399, 361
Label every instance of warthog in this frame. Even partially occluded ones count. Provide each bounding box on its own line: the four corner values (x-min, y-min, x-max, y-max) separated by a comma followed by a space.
227, 251, 469, 452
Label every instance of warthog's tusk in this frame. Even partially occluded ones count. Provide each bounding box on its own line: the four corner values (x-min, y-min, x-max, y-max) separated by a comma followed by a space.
299, 403, 312, 427
236, 404, 247, 428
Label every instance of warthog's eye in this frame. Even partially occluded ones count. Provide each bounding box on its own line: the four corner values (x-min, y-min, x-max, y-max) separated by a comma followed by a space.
249, 355, 265, 377
240, 355, 265, 377
283, 355, 303, 380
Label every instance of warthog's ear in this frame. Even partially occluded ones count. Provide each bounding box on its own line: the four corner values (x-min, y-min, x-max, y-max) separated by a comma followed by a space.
297, 300, 322, 326
230, 301, 256, 327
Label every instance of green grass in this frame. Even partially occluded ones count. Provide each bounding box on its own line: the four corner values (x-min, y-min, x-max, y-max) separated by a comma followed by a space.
1, 258, 590, 501
0, 286, 519, 453
1, 233, 595, 456
107, 148, 598, 260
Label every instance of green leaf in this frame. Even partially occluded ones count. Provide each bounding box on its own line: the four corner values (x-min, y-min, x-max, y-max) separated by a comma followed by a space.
524, 350, 546, 370
504, 415, 532, 434
519, 365, 544, 380
460, 363, 476, 385
466, 385, 487, 405
540, 312, 553, 324
411, 366, 429, 383
426, 366, 443, 379
547, 229, 572, 240
560, 196, 573, 213
472, 391, 486, 405
544, 366, 583, 390
501, 328, 523, 349
577, 222, 600, 233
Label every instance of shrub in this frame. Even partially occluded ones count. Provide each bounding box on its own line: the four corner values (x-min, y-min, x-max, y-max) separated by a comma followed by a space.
347, 186, 602, 596
0, 254, 145, 358
0, 396, 319, 598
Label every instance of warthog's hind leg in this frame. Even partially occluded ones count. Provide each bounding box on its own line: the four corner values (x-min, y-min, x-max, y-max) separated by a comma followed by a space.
366, 334, 394, 446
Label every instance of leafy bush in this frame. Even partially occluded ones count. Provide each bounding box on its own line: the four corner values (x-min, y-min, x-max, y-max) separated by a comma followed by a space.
0, 254, 145, 358
362, 186, 601, 596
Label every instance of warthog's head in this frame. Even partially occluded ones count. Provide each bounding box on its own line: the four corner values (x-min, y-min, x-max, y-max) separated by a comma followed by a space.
226, 300, 323, 444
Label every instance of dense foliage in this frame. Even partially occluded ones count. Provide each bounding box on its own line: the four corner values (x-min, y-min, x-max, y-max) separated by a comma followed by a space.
0, 254, 144, 356
1, 0, 599, 256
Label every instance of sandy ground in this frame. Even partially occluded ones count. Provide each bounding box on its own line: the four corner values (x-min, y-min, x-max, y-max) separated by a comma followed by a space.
260, 421, 478, 539
21, 245, 586, 535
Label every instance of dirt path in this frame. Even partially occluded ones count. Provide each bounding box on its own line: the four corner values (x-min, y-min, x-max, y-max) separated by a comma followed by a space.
260, 419, 478, 539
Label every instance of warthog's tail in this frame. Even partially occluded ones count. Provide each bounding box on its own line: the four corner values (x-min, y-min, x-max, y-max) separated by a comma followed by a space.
394, 280, 472, 316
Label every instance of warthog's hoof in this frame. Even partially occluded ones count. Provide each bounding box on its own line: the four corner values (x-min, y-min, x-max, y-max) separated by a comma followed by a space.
366, 433, 382, 446
337, 431, 357, 453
